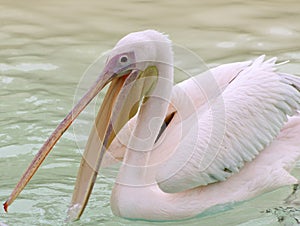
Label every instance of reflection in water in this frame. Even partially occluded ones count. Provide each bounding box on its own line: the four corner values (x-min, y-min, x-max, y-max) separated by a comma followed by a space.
0, 0, 300, 225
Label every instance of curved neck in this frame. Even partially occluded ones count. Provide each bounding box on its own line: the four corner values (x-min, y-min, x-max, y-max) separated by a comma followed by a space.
117, 61, 173, 186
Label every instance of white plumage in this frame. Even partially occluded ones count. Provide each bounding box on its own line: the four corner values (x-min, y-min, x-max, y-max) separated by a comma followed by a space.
156, 56, 300, 192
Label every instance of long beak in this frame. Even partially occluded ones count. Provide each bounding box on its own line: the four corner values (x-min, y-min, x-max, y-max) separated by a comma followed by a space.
3, 69, 121, 212
3, 64, 158, 220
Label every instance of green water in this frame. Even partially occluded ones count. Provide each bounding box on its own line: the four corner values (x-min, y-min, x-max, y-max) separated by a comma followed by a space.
1, 0, 300, 225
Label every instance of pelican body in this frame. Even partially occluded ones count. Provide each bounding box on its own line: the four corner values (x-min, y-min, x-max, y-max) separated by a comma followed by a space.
4, 30, 300, 221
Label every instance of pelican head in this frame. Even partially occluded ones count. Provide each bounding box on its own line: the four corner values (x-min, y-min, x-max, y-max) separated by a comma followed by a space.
109, 30, 173, 72
3, 30, 174, 219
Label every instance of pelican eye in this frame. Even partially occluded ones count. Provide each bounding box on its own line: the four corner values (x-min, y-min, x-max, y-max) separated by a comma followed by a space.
119, 55, 129, 64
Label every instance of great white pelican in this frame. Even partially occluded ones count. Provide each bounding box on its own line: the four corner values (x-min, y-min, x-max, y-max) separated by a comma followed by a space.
4, 30, 300, 221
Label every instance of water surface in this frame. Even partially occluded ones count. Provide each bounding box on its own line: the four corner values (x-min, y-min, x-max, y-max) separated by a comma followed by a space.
1, 0, 300, 225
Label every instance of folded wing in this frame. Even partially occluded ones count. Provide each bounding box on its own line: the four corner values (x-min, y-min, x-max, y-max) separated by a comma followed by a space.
156, 56, 300, 193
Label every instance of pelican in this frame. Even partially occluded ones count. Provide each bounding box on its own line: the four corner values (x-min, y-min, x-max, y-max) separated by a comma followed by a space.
4, 30, 300, 221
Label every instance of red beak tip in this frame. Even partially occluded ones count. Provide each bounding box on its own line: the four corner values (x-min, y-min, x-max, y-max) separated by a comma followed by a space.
3, 202, 8, 212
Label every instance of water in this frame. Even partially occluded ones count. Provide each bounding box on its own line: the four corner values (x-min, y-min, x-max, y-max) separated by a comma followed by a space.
1, 0, 300, 225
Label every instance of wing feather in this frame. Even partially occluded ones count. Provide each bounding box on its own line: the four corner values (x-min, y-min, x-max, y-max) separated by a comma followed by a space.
156, 56, 300, 193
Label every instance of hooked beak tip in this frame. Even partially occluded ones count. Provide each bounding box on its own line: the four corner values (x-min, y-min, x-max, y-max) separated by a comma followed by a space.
3, 201, 8, 212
